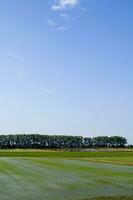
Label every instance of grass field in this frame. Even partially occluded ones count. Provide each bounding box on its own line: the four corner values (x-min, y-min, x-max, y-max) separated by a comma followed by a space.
0, 150, 132, 200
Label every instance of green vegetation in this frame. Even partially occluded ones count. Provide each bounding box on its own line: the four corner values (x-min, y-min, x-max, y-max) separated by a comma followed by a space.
0, 134, 128, 148
0, 150, 132, 157
0, 150, 132, 200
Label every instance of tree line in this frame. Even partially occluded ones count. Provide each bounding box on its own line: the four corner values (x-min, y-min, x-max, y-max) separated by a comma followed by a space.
0, 134, 127, 149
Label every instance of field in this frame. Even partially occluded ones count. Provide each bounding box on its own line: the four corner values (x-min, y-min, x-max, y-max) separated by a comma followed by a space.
0, 151, 132, 200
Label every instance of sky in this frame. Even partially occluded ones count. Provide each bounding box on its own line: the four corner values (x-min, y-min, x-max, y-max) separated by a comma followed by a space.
0, 0, 133, 143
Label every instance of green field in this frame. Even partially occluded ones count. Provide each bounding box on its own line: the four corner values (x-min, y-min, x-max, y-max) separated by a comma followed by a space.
0, 151, 133, 200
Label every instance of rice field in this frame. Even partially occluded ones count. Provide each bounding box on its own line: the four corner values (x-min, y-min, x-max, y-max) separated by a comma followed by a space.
0, 150, 132, 200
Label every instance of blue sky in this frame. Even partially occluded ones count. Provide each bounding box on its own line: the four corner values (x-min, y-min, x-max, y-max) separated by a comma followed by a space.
0, 0, 133, 143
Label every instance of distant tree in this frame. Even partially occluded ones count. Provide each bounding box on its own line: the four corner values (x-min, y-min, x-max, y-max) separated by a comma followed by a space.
0, 134, 128, 149
109, 136, 127, 147
83, 137, 92, 148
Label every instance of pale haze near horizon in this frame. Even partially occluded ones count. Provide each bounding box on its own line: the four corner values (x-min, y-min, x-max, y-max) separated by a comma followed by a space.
0, 0, 133, 144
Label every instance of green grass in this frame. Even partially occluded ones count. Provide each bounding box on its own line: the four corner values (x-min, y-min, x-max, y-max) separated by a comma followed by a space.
81, 156, 133, 165
0, 151, 132, 200
0, 150, 132, 157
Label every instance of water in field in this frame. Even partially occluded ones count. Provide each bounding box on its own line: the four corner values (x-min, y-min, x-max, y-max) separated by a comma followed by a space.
0, 157, 132, 200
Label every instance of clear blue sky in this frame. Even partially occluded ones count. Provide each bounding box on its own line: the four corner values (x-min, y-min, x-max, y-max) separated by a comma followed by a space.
0, 0, 133, 143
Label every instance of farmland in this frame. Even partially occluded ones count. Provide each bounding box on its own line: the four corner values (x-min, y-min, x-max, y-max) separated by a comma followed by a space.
0, 150, 132, 200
